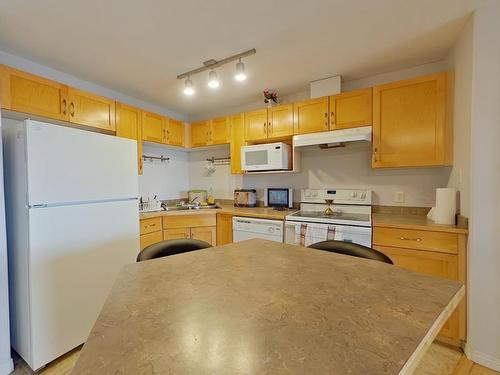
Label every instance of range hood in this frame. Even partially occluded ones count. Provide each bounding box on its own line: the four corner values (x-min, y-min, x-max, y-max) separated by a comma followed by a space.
293, 126, 372, 149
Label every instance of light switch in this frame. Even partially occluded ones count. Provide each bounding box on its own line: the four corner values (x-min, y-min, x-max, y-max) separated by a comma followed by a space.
395, 191, 405, 204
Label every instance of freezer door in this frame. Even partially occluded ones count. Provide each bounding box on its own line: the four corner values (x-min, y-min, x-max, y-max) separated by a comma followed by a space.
27, 200, 139, 369
25, 120, 138, 206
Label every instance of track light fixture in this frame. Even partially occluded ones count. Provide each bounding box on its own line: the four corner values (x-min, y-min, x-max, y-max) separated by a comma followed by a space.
208, 70, 220, 88
183, 77, 194, 96
177, 48, 256, 96
234, 59, 246, 81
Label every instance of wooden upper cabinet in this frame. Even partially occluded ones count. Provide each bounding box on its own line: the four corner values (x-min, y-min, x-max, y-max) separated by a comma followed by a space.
293, 97, 329, 135
330, 88, 372, 130
164, 118, 184, 146
372, 72, 451, 168
245, 108, 268, 141
68, 88, 116, 131
211, 117, 229, 144
268, 104, 293, 138
191, 120, 210, 147
115, 103, 143, 174
229, 113, 244, 174
142, 111, 164, 143
1, 66, 69, 121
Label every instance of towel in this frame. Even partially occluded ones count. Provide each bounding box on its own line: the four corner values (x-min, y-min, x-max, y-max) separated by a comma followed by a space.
295, 223, 343, 247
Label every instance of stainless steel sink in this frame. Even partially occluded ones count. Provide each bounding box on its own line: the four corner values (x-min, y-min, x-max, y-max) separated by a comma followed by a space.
163, 206, 189, 211
162, 205, 220, 211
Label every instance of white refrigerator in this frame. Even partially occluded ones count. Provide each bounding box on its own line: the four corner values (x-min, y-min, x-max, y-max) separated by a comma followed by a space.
2, 119, 140, 371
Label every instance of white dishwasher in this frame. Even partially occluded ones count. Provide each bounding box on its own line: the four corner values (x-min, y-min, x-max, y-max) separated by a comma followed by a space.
232, 216, 284, 243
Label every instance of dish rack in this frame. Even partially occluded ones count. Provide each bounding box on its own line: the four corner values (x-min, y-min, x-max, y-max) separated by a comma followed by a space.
139, 198, 163, 212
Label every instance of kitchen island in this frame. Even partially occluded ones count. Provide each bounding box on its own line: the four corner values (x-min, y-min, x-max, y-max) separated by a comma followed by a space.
72, 239, 464, 374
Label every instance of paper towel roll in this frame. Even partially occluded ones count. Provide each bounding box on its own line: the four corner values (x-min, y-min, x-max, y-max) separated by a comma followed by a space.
432, 188, 457, 225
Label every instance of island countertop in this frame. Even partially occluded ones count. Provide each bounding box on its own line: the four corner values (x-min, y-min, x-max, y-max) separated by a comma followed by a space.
72, 239, 464, 375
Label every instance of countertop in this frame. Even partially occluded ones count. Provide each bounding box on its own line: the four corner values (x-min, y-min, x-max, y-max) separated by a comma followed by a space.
140, 204, 296, 220
373, 213, 468, 234
72, 239, 464, 375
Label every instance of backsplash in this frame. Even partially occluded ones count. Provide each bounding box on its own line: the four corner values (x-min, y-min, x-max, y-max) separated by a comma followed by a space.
139, 143, 451, 208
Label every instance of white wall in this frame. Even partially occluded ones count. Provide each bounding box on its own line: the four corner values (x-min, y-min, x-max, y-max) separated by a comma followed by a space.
242, 143, 451, 206
138, 143, 189, 200
465, 2, 500, 371
0, 116, 13, 374
445, 17, 473, 217
188, 146, 243, 199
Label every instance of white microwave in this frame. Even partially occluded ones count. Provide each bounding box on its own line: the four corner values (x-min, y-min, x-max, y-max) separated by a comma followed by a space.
241, 142, 292, 172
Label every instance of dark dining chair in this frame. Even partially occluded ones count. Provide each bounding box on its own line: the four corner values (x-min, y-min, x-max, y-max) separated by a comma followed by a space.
308, 240, 393, 264
137, 239, 212, 262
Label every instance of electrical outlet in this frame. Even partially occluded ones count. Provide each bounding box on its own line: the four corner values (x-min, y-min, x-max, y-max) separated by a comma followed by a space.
395, 191, 405, 204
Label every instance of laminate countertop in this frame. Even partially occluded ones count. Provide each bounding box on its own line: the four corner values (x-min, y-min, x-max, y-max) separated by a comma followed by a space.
72, 239, 464, 375
140, 204, 296, 220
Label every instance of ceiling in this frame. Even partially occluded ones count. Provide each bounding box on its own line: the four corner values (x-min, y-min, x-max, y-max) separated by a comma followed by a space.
0, 0, 485, 119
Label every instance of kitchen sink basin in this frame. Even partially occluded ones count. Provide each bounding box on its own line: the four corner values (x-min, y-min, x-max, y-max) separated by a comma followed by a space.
162, 205, 220, 211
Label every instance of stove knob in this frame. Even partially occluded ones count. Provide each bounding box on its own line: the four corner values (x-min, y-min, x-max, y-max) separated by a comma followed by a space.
351, 191, 357, 198
313, 191, 318, 197
360, 192, 366, 199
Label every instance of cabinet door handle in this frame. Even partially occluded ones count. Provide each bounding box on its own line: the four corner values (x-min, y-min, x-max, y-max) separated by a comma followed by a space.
331, 111, 335, 126
263, 122, 267, 135
69, 102, 75, 117
373, 147, 378, 163
61, 99, 67, 115
399, 237, 422, 242
268, 122, 272, 135
324, 112, 328, 129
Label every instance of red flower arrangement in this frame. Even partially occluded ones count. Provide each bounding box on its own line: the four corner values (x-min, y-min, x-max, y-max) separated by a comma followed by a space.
263, 90, 278, 104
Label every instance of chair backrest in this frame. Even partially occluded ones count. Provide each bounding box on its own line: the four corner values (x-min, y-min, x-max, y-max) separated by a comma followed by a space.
137, 239, 212, 262
308, 240, 393, 264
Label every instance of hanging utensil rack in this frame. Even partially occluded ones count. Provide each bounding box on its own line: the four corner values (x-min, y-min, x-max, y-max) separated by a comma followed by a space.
206, 156, 231, 165
143, 154, 170, 163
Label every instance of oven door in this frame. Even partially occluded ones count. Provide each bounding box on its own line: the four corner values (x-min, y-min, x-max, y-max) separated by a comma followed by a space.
285, 221, 372, 248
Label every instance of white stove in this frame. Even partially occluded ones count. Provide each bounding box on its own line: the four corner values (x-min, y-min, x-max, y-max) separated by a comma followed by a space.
285, 189, 373, 247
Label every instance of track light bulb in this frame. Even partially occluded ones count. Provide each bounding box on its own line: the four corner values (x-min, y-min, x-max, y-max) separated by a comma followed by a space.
235, 60, 247, 81
208, 70, 220, 88
183, 78, 194, 95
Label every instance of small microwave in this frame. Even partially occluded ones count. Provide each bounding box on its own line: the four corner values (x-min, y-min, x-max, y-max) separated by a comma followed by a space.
264, 188, 293, 208
241, 142, 291, 172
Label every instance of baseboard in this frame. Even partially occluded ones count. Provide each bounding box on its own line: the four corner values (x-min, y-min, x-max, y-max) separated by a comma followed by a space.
0, 357, 14, 375
464, 343, 500, 372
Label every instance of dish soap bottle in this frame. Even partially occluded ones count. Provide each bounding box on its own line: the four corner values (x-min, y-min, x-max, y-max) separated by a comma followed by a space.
207, 188, 215, 206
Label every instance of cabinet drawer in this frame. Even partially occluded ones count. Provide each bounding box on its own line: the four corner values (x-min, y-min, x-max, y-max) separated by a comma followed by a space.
373, 227, 458, 254
163, 214, 216, 229
140, 217, 162, 235
140, 231, 162, 250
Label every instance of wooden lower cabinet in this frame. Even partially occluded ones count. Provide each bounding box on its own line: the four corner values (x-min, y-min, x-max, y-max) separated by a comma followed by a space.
373, 226, 467, 343
140, 214, 218, 250
217, 213, 233, 245
140, 231, 162, 251
191, 226, 216, 246
163, 227, 190, 240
